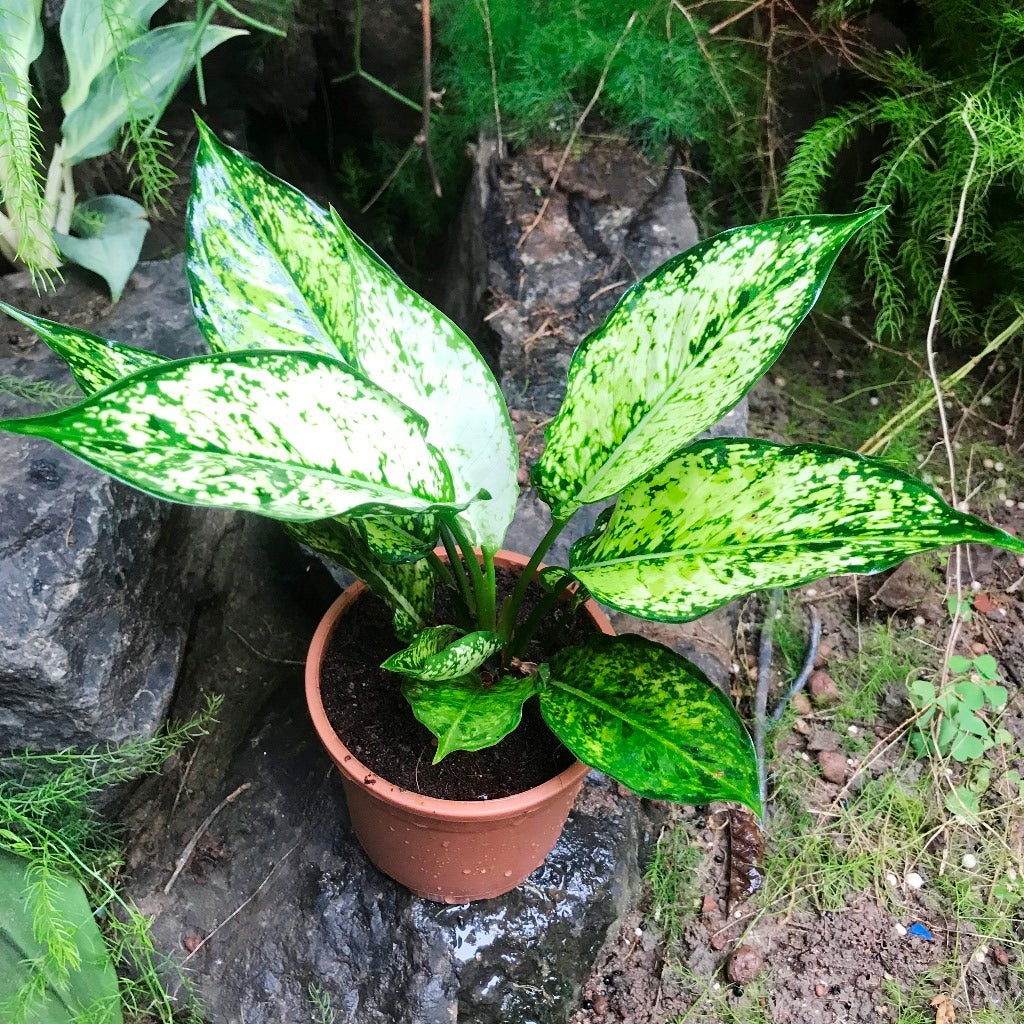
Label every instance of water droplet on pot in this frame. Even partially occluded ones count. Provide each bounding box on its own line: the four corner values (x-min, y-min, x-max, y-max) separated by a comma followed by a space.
462, 868, 472, 875
503, 870, 513, 878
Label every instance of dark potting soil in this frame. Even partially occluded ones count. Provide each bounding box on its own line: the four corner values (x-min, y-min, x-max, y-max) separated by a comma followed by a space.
320, 567, 596, 800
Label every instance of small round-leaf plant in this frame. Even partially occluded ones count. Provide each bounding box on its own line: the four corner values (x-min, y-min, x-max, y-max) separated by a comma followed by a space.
4, 121, 1024, 818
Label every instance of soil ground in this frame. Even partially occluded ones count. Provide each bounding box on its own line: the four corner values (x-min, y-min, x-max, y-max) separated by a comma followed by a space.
568, 322, 1024, 1024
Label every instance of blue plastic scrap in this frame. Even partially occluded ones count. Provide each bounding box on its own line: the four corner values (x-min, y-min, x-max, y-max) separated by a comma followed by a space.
907, 922, 934, 941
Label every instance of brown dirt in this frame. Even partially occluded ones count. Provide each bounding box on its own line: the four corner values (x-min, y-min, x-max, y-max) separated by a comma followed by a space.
320, 567, 595, 801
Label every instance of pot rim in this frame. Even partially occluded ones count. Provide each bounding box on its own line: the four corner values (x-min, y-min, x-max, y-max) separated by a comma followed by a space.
305, 548, 613, 822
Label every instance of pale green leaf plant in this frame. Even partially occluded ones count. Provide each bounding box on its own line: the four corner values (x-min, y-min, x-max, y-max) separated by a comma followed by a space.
4, 123, 1024, 818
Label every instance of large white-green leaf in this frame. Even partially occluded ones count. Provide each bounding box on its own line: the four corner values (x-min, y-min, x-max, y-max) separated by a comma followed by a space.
59, 0, 168, 114
0, 300, 165, 394
0, 349, 461, 522
402, 673, 537, 762
532, 211, 882, 518
54, 195, 149, 300
568, 438, 1024, 621
540, 634, 760, 812
61, 23, 245, 164
0, 850, 123, 1023
383, 626, 505, 681
185, 124, 518, 552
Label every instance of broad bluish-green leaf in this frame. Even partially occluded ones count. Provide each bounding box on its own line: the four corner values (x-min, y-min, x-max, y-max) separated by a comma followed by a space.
383, 627, 505, 681
540, 634, 760, 812
61, 24, 245, 164
0, 349, 459, 521
568, 438, 1024, 621
186, 124, 517, 551
286, 519, 433, 640
403, 673, 537, 762
0, 850, 123, 1023
0, 300, 165, 393
59, 0, 167, 114
54, 195, 149, 300
532, 212, 882, 518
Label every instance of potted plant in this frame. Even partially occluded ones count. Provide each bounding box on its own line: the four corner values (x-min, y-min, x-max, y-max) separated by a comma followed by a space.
2, 122, 1021, 902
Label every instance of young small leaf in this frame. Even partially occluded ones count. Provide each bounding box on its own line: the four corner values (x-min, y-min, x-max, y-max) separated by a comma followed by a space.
383, 628, 505, 681
533, 211, 881, 517
568, 439, 1024, 621
0, 349, 458, 521
54, 195, 149, 301
403, 673, 537, 762
540, 634, 761, 813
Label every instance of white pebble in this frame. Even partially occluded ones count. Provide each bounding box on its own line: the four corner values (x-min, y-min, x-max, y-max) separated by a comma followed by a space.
731, 662, 740, 674
634, 926, 643, 937
713, 982, 721, 991
922, 473, 933, 484
971, 579, 982, 590
885, 873, 899, 888
847, 725, 859, 735
869, 396, 880, 406
976, 945, 989, 962
905, 871, 925, 890
959, 501, 971, 513
801, 752, 810, 761
995, 462, 1005, 472
1008, 868, 1018, 882
894, 924, 907, 936
996, 477, 1007, 488
962, 853, 977, 870
983, 458, 995, 469
981, 395, 993, 406
835, 368, 846, 379
806, 587, 818, 597
1006, 499, 1017, 509
734, 910, 742, 919
774, 376, 787, 388
1017, 556, 1024, 568
812, 360, 821, 369
913, 615, 926, 627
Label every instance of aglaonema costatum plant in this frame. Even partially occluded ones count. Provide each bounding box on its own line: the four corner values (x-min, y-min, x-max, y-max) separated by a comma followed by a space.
4, 121, 1024, 818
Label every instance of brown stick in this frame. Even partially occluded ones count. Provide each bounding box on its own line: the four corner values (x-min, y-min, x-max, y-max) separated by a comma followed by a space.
420, 0, 442, 198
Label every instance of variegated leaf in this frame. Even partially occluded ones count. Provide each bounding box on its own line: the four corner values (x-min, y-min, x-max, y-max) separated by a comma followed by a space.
532, 211, 882, 518
0, 349, 459, 521
569, 438, 1024, 621
540, 634, 760, 812
0, 300, 165, 394
403, 673, 537, 762
285, 519, 434, 640
186, 124, 518, 552
383, 627, 505, 681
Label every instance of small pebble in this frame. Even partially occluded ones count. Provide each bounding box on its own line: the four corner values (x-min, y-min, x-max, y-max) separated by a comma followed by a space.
993, 946, 1010, 966
913, 615, 926, 627
183, 935, 202, 953
713, 983, 721, 992
726, 944, 764, 984
869, 396, 880, 406
975, 945, 990, 962
847, 724, 859, 736
834, 368, 846, 379
983, 458, 995, 469
808, 670, 841, 706
516, 466, 529, 486
962, 853, 978, 870
905, 871, 924, 890
885, 873, 899, 888
702, 894, 719, 915
981, 394, 993, 406
894, 924, 907, 937
970, 642, 987, 656
1006, 499, 1017, 509
791, 693, 812, 716
774, 376, 786, 388
818, 750, 847, 785
815, 984, 827, 997
806, 586, 818, 597
995, 461, 1005, 472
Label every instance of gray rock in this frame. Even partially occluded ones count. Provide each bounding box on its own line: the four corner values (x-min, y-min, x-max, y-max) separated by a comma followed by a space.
129, 687, 653, 1024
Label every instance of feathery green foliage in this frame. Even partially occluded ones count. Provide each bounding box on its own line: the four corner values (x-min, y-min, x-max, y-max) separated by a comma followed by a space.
341, 0, 765, 255
0, 696, 220, 1023
782, 0, 1024, 342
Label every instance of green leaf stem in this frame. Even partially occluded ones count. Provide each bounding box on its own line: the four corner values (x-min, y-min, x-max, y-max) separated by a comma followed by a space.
540, 634, 760, 812
569, 439, 1024, 621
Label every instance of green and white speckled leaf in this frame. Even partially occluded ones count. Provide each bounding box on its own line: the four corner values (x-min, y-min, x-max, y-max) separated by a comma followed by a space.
286, 518, 433, 640
569, 439, 1024, 622
402, 673, 537, 762
186, 125, 517, 552
0, 300, 165, 394
540, 634, 760, 812
0, 349, 459, 521
532, 212, 881, 518
383, 627, 505, 681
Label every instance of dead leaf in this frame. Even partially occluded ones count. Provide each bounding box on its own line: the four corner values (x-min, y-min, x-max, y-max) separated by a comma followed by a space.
727, 808, 763, 908
930, 994, 955, 1024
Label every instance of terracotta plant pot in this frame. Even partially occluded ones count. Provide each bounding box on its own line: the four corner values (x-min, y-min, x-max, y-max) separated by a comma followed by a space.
305, 549, 614, 903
